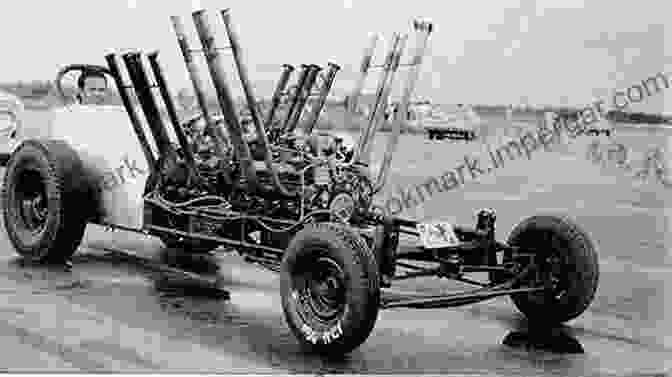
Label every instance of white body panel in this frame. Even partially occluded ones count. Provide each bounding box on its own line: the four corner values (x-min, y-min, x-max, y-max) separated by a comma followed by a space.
47, 105, 151, 229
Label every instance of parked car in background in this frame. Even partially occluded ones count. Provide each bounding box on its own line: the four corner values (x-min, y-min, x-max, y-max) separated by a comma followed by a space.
409, 102, 481, 141
0, 91, 24, 165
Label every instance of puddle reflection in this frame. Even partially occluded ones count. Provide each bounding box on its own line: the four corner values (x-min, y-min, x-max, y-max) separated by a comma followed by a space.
5, 256, 96, 293
10, 256, 72, 271
152, 273, 229, 300
503, 323, 584, 354
158, 246, 221, 275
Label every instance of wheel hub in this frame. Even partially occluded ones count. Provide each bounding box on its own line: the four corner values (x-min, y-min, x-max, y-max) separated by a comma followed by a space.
305, 257, 346, 321
15, 170, 48, 233
20, 195, 47, 231
317, 276, 341, 301
546, 254, 567, 300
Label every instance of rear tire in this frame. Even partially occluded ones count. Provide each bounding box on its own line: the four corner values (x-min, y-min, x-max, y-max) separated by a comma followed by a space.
506, 214, 599, 324
2, 139, 90, 263
280, 222, 380, 355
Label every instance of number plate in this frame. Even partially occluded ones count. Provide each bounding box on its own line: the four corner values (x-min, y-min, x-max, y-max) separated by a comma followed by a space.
417, 221, 460, 249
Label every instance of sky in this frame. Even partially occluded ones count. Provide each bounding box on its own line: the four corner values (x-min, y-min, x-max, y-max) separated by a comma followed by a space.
1, 0, 670, 112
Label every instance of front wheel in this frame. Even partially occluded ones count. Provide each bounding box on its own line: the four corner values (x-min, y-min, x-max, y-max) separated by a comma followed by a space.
506, 214, 599, 324
2, 139, 90, 263
280, 222, 380, 355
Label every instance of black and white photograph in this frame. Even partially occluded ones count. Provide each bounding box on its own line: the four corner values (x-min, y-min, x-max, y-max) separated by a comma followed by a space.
0, 0, 669, 375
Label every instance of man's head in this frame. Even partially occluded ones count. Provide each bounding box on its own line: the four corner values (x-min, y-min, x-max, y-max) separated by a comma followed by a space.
77, 70, 108, 105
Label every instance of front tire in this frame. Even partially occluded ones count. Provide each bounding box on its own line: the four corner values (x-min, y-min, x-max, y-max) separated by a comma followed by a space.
280, 222, 380, 355
506, 214, 599, 324
2, 139, 90, 263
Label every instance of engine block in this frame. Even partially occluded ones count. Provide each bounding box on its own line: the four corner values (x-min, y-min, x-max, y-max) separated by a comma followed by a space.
155, 118, 371, 226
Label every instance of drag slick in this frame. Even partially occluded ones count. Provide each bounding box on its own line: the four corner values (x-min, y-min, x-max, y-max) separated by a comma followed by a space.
1, 9, 599, 355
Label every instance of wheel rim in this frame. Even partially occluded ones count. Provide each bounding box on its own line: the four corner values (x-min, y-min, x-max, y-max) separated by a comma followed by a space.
13, 169, 48, 234
546, 252, 568, 300
299, 256, 346, 323
525, 230, 569, 303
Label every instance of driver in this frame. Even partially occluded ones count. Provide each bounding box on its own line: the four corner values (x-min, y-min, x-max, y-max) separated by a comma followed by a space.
76, 70, 108, 105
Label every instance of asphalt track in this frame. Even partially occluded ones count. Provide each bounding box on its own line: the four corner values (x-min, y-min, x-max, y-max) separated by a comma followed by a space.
0, 112, 670, 375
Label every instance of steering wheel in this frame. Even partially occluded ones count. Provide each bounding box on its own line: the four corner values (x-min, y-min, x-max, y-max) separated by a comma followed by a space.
54, 64, 113, 105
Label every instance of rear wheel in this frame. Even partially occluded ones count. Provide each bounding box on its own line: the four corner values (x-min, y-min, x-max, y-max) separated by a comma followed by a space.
280, 222, 380, 355
506, 214, 599, 324
2, 139, 90, 263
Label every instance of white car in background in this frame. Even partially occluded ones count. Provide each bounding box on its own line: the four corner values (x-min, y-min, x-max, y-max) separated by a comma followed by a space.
409, 102, 482, 141
0, 91, 24, 165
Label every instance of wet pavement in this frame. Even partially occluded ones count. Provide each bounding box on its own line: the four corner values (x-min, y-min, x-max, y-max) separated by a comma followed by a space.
0, 130, 671, 375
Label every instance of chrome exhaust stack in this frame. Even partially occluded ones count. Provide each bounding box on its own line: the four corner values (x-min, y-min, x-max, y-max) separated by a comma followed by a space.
348, 34, 379, 115
265, 64, 295, 131
302, 62, 341, 135
285, 64, 322, 134
279, 64, 311, 138
351, 32, 406, 166
121, 51, 178, 163
219, 8, 305, 197
171, 15, 231, 161
147, 51, 198, 176
191, 9, 260, 193
105, 53, 157, 174
373, 20, 434, 193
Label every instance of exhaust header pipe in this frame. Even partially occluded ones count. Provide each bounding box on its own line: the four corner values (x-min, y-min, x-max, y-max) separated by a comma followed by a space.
192, 9, 260, 193
147, 51, 198, 176
374, 20, 434, 193
352, 32, 406, 165
280, 64, 311, 135
285, 64, 322, 134
220, 8, 305, 198
348, 34, 379, 115
170, 15, 230, 160
105, 52, 156, 174
122, 51, 177, 161
302, 62, 341, 135
360, 34, 407, 166
265, 64, 295, 131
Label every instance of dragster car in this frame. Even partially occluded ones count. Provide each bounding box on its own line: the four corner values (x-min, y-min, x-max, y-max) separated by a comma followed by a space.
1, 9, 599, 355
